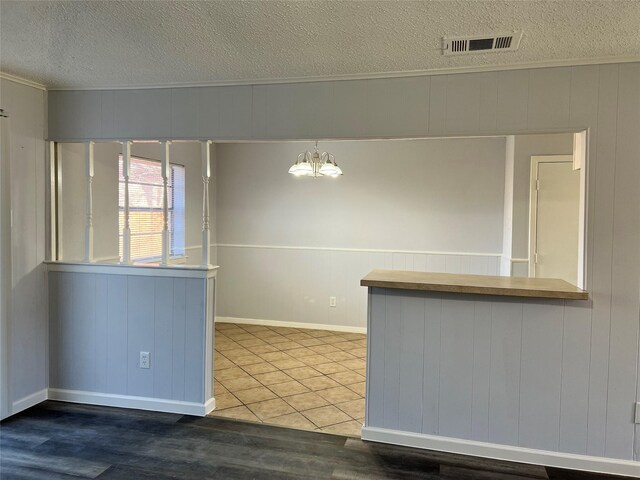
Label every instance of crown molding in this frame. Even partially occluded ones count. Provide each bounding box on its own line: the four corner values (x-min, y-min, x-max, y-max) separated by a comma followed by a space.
0, 72, 47, 91
45, 55, 640, 91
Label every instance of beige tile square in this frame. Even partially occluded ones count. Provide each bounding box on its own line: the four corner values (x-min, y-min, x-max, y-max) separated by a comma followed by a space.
253, 370, 293, 386
276, 341, 304, 351
215, 392, 243, 410
240, 325, 271, 333
346, 382, 366, 397
313, 362, 349, 375
302, 405, 351, 428
215, 322, 239, 331
299, 376, 341, 391
268, 380, 310, 397
236, 338, 267, 348
316, 386, 361, 404
214, 357, 234, 371
283, 366, 322, 381
300, 354, 331, 366
351, 348, 367, 358
232, 354, 264, 366
285, 347, 316, 358
308, 344, 341, 355
305, 330, 332, 338
283, 392, 329, 411
353, 368, 367, 377
325, 351, 356, 362
224, 332, 256, 341
283, 332, 313, 341
215, 367, 249, 381
270, 358, 306, 370
246, 344, 278, 355
321, 420, 362, 437
219, 376, 262, 392
333, 341, 356, 352
234, 386, 277, 404
297, 338, 325, 347
264, 335, 290, 345
328, 370, 366, 386
339, 358, 366, 370
259, 351, 292, 362
241, 362, 278, 376
214, 380, 228, 394
335, 398, 365, 419
247, 398, 295, 420
210, 405, 260, 422
223, 348, 253, 360
266, 412, 317, 431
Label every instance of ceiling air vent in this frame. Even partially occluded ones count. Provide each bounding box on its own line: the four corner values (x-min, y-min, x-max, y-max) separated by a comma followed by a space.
442, 31, 522, 56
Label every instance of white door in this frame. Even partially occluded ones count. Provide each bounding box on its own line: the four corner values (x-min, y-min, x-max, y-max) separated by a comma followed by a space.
530, 156, 580, 285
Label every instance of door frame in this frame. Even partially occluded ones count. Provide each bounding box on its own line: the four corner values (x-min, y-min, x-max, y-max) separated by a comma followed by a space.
528, 154, 582, 285
0, 115, 11, 420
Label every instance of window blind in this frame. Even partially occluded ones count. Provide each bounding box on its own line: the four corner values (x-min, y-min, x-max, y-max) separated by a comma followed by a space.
118, 155, 185, 262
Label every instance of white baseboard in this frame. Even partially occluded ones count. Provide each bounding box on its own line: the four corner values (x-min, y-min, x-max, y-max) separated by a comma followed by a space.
48, 388, 215, 417
361, 426, 640, 478
11, 388, 48, 415
216, 316, 367, 334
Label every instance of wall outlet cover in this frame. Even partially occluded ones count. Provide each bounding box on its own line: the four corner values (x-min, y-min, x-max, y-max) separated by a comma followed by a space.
140, 351, 150, 369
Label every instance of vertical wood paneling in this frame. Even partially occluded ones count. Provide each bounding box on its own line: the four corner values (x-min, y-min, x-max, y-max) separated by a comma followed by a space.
398, 291, 425, 433
184, 278, 205, 402
171, 88, 201, 138
93, 274, 108, 393
438, 296, 474, 438
478, 72, 499, 132
422, 294, 442, 434
496, 70, 529, 131
445, 73, 482, 133
127, 276, 155, 397
366, 289, 385, 425
471, 299, 492, 441
106, 275, 127, 394
587, 64, 619, 457
172, 278, 187, 400
48, 272, 61, 388
217, 86, 252, 139
111, 89, 172, 139
48, 90, 101, 140
330, 80, 369, 138
605, 62, 640, 459
489, 301, 522, 446
527, 68, 572, 129
153, 278, 174, 399
382, 291, 402, 429
519, 300, 564, 451
197, 87, 221, 138
428, 75, 447, 135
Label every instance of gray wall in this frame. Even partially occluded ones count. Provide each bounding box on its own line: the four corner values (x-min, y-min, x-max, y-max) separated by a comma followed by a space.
0, 78, 48, 417
59, 141, 217, 264
47, 63, 640, 462
49, 270, 214, 405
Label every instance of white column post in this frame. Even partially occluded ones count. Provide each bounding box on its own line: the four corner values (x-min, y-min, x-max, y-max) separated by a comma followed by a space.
201, 140, 212, 267
121, 141, 132, 264
160, 141, 171, 266
83, 141, 95, 263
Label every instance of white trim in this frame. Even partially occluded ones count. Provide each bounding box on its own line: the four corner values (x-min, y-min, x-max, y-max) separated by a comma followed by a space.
511, 258, 529, 263
48, 388, 215, 416
0, 72, 47, 90
45, 261, 218, 279
217, 244, 501, 258
11, 388, 48, 415
361, 427, 640, 478
216, 316, 366, 334
46, 55, 640, 91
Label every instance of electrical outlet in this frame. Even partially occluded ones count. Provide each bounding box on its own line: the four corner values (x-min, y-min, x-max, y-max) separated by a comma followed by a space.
329, 296, 337, 307
139, 351, 150, 369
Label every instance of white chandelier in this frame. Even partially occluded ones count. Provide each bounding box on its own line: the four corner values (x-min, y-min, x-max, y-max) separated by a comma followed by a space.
288, 141, 343, 178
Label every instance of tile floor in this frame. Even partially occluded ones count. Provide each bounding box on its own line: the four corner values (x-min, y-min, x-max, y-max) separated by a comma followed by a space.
210, 322, 367, 436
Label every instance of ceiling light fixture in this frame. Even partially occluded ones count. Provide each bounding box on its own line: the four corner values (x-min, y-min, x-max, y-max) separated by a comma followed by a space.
288, 141, 343, 178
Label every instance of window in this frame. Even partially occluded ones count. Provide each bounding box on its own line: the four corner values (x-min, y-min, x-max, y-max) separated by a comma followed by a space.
118, 155, 185, 262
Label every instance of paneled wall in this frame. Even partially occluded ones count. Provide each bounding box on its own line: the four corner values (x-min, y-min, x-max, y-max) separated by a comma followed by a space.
0, 78, 48, 418
217, 245, 500, 330
48, 268, 215, 413
47, 63, 640, 462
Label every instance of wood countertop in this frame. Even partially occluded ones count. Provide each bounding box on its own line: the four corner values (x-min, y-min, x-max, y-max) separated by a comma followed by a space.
360, 270, 588, 300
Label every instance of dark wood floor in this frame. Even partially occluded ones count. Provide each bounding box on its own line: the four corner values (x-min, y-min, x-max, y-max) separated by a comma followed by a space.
0, 402, 624, 479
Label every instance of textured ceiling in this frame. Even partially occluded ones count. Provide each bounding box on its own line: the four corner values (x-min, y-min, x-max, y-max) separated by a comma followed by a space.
1, 1, 639, 89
